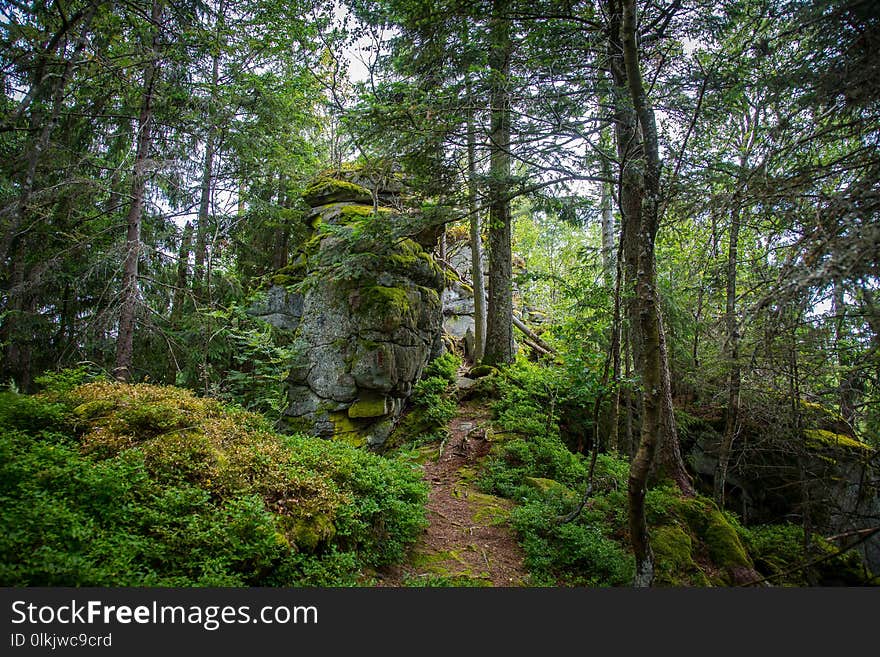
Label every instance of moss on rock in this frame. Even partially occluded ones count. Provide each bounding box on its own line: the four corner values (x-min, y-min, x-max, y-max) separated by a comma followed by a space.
327, 411, 368, 448
302, 177, 372, 206
805, 428, 872, 453
524, 476, 577, 501
348, 393, 391, 419
652, 525, 711, 587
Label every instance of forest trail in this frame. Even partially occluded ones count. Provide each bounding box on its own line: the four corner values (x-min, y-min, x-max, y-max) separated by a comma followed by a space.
376, 390, 529, 587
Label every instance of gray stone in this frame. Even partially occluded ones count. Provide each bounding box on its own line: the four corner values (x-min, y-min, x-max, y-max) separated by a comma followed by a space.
276, 169, 444, 448
456, 376, 477, 390
443, 314, 475, 339
247, 285, 304, 332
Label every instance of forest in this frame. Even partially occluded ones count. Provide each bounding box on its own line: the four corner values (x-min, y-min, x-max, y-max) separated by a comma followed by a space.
0, 0, 878, 588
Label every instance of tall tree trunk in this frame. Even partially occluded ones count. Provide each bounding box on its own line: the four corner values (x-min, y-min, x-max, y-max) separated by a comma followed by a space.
831, 279, 855, 424
194, 3, 223, 292
600, 177, 616, 287
483, 0, 514, 366
608, 234, 623, 453
193, 114, 215, 289
466, 75, 487, 362
114, 0, 163, 382
1, 9, 96, 389
618, 0, 685, 586
714, 205, 742, 507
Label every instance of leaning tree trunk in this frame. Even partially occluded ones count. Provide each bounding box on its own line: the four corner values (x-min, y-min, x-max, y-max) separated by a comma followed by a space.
619, 0, 684, 587
114, 0, 163, 382
483, 0, 514, 366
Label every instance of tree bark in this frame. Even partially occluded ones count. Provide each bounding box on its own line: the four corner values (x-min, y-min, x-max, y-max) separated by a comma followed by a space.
616, 0, 679, 586
114, 0, 163, 382
194, 2, 223, 292
466, 74, 487, 362
167, 221, 193, 383
714, 204, 742, 507
483, 0, 514, 366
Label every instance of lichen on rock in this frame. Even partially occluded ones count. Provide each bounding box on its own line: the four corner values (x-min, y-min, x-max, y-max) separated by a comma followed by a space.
264, 166, 444, 448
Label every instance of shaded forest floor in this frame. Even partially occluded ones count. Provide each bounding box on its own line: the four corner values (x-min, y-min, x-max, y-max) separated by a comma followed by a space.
376, 395, 530, 587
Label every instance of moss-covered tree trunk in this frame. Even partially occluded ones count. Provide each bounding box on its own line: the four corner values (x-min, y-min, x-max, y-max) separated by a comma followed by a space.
614, 0, 684, 586
484, 0, 514, 366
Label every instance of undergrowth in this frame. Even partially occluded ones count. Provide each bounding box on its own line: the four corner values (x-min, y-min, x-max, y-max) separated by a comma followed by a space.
0, 376, 427, 586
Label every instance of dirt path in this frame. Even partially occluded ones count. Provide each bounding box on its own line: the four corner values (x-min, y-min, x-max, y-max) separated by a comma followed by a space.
376, 398, 529, 587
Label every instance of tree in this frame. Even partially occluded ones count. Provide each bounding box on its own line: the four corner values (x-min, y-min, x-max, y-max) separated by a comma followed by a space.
114, 0, 164, 381
483, 0, 516, 366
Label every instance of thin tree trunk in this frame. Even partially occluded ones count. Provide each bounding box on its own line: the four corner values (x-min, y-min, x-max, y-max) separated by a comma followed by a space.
114, 0, 163, 382
167, 221, 193, 383
194, 6, 222, 291
466, 77, 487, 361
831, 280, 855, 424
659, 312, 695, 494
715, 204, 742, 507
619, 0, 678, 586
483, 0, 514, 366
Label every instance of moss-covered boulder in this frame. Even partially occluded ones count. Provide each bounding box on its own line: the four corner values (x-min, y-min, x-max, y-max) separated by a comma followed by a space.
273, 167, 445, 448
682, 398, 880, 578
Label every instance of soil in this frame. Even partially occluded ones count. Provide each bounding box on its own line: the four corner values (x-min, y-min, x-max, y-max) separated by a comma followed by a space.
375, 399, 529, 587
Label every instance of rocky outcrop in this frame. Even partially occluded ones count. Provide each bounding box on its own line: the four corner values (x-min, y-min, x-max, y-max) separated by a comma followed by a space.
680, 401, 880, 576
255, 168, 445, 448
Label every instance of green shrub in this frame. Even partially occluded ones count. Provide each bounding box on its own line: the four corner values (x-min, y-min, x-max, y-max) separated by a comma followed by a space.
508, 496, 634, 586
0, 383, 427, 586
422, 351, 460, 384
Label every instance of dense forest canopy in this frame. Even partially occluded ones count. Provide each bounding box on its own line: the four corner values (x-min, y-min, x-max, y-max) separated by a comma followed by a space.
0, 0, 878, 587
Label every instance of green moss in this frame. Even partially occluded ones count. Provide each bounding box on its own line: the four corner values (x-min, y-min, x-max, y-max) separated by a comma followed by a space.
72, 398, 116, 420
652, 525, 710, 587
652, 492, 754, 584
278, 513, 336, 552
805, 428, 871, 452
338, 204, 394, 220
348, 393, 390, 419
408, 548, 493, 586
328, 412, 367, 447
701, 509, 753, 571
524, 477, 577, 501
361, 285, 415, 329
467, 489, 512, 526
303, 177, 371, 203
468, 365, 499, 378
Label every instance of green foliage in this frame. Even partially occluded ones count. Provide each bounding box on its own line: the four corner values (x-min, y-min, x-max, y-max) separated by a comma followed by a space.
0, 383, 427, 586
33, 364, 107, 394
171, 302, 297, 420
422, 351, 460, 383
508, 494, 634, 587
738, 523, 870, 586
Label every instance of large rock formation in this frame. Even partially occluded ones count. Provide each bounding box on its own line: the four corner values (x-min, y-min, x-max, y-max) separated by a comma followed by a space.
680, 401, 880, 577
253, 168, 445, 448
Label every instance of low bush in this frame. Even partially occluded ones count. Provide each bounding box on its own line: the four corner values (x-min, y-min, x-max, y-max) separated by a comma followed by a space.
0, 381, 427, 586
